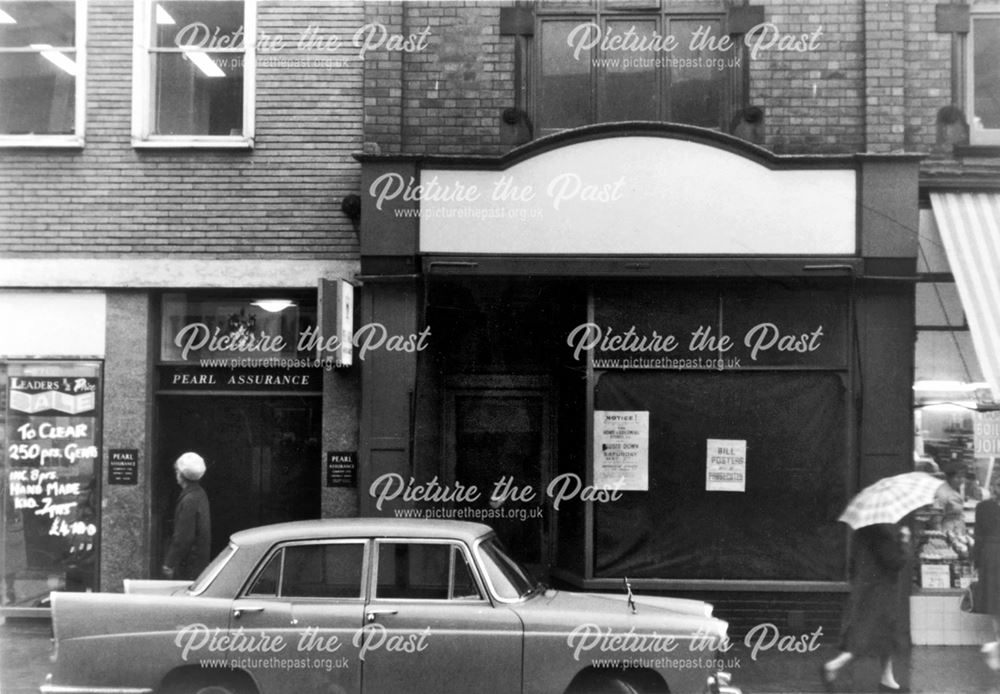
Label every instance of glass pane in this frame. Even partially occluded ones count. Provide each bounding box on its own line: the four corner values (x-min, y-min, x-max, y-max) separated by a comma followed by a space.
0, 1, 75, 48
159, 293, 317, 363
151, 51, 243, 136
668, 19, 727, 128
538, 21, 592, 131
451, 547, 481, 599
282, 544, 364, 599
599, 20, 659, 122
0, 52, 75, 134
247, 550, 281, 596
376, 543, 450, 600
154, 1, 244, 50
973, 17, 1000, 130
3, 361, 101, 607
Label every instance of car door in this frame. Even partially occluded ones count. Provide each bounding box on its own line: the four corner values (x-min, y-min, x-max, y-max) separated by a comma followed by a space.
360, 539, 522, 694
231, 540, 367, 694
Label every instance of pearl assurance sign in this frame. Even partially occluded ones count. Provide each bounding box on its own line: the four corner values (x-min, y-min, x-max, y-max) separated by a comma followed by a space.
706, 439, 747, 492
594, 411, 649, 491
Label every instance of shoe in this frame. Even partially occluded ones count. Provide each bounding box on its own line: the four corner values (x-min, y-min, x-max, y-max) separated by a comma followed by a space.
819, 663, 836, 693
878, 685, 908, 693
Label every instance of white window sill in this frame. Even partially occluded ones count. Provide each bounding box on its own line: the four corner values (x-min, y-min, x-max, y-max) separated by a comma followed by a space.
0, 135, 85, 149
969, 130, 1000, 147
132, 136, 254, 150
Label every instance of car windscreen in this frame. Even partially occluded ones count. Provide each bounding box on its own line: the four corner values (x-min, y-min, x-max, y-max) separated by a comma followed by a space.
476, 536, 540, 600
189, 543, 237, 594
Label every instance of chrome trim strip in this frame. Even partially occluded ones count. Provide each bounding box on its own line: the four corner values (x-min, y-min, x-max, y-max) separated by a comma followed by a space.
40, 686, 153, 694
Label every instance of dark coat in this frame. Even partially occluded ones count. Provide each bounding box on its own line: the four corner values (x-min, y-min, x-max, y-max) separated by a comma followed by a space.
973, 498, 1000, 617
839, 523, 908, 657
163, 482, 211, 581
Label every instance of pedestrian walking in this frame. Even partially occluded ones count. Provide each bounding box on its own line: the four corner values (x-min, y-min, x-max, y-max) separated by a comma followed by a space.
823, 471, 945, 692
821, 522, 911, 692
973, 473, 1000, 670
161, 452, 211, 581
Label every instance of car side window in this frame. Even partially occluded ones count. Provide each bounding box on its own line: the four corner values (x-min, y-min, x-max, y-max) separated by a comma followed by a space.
281, 543, 365, 599
246, 549, 282, 597
375, 542, 482, 601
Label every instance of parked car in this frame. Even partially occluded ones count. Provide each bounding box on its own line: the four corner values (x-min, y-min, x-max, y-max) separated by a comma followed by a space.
43, 518, 740, 694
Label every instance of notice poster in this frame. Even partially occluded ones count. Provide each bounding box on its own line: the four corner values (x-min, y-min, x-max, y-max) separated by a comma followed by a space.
706, 439, 747, 492
974, 411, 1000, 458
4, 366, 101, 604
594, 411, 649, 491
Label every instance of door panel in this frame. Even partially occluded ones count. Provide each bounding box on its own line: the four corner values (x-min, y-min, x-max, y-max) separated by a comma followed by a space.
156, 396, 320, 560
360, 540, 521, 694
446, 382, 551, 567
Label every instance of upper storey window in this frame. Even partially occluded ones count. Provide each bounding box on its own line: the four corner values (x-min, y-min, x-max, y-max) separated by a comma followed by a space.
132, 0, 255, 148
534, 0, 734, 136
968, 11, 1000, 145
0, 0, 85, 147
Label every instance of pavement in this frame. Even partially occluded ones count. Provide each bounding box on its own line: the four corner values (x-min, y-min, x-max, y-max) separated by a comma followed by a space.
3, 616, 1000, 694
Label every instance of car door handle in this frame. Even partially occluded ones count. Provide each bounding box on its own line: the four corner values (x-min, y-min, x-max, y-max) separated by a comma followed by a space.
365, 608, 398, 623
233, 606, 265, 619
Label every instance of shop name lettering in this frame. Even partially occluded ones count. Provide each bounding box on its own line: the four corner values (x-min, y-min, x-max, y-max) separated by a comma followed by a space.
567, 22, 823, 61
567, 623, 823, 662
175, 623, 429, 663
172, 21, 431, 59
173, 323, 430, 361
567, 323, 825, 361
369, 173, 626, 212
370, 472, 623, 511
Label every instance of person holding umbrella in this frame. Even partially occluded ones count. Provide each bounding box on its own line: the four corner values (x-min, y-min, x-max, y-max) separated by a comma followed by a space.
821, 472, 945, 692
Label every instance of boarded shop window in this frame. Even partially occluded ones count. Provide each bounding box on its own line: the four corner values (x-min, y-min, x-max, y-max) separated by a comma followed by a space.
2, 361, 101, 608
534, 1, 733, 134
593, 371, 848, 581
0, 0, 84, 145
133, 0, 255, 146
969, 13, 1000, 145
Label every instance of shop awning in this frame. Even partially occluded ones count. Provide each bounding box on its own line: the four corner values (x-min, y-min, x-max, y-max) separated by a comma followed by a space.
930, 192, 1000, 400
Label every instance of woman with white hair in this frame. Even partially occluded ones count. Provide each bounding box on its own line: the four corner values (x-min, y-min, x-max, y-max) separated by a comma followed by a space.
162, 452, 211, 581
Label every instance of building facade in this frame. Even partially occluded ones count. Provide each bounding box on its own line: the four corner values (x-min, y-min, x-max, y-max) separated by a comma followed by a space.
1, 0, 999, 644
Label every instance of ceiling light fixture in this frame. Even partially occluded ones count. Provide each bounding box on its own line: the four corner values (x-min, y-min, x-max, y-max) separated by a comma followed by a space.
251, 299, 295, 313
182, 48, 225, 77
155, 5, 176, 25
0, 8, 16, 24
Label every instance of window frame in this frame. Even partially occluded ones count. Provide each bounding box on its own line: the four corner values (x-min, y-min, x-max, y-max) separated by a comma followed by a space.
0, 0, 87, 148
532, 2, 733, 135
131, 0, 256, 149
369, 539, 489, 604
239, 539, 369, 602
967, 8, 1000, 146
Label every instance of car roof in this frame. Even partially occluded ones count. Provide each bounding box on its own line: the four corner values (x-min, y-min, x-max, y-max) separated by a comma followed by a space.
229, 517, 495, 547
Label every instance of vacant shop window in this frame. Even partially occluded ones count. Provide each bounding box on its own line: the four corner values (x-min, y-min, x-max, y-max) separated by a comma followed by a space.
132, 0, 255, 147
534, 0, 733, 135
0, 0, 85, 146
968, 12, 1000, 145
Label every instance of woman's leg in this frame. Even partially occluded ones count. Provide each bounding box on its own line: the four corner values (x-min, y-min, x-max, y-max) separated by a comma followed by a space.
822, 651, 853, 682
879, 655, 901, 689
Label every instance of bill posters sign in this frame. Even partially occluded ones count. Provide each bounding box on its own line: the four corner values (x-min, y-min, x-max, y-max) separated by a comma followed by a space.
706, 439, 747, 492
594, 411, 649, 491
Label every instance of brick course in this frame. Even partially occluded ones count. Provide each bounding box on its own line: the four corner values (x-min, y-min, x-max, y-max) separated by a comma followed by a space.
0, 0, 365, 258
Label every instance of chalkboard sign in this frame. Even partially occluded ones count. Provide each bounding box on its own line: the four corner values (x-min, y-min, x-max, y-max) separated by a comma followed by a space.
326, 452, 357, 488
3, 363, 101, 605
108, 449, 138, 485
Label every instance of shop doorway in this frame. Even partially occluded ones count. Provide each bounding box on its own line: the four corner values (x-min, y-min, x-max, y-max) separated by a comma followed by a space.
444, 377, 552, 569
155, 396, 321, 568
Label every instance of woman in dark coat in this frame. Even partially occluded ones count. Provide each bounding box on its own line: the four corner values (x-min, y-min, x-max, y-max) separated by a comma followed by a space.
973, 474, 1000, 669
821, 522, 910, 692
161, 452, 212, 581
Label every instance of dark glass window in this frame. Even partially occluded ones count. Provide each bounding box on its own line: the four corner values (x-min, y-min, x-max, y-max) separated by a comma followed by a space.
0, 1, 78, 135
280, 543, 365, 599
535, 1, 733, 134
144, 1, 246, 136
375, 543, 482, 601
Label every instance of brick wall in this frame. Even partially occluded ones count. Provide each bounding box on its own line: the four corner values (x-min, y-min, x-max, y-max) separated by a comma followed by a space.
363, 0, 515, 156
904, 2, 960, 156
0, 0, 365, 258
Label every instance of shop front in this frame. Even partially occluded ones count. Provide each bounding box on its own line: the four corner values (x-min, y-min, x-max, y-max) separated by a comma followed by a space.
356, 124, 920, 632
0, 260, 359, 615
